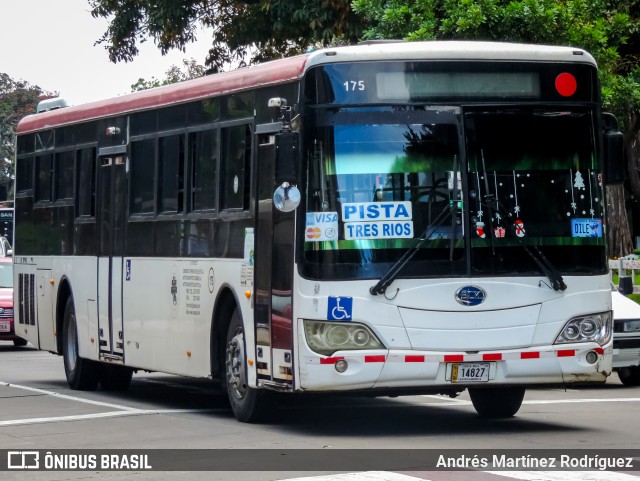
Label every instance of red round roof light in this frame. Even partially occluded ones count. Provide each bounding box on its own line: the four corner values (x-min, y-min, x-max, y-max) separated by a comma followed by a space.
555, 72, 577, 97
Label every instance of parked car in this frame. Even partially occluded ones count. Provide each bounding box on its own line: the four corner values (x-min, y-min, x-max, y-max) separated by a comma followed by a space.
0, 257, 26, 347
611, 288, 640, 385
0, 236, 11, 257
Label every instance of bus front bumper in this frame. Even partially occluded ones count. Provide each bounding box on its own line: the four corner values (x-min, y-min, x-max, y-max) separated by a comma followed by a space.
298, 344, 612, 391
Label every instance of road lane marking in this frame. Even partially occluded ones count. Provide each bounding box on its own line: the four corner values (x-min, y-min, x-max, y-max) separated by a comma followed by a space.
523, 398, 640, 404
0, 381, 141, 411
0, 408, 221, 427
2, 379, 640, 428
279, 473, 428, 481
488, 471, 640, 481
0, 381, 222, 426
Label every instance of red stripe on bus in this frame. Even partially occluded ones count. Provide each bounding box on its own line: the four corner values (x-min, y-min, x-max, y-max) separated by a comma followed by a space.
17, 55, 309, 134
405, 355, 425, 363
320, 357, 343, 365
594, 348, 604, 355
520, 352, 540, 359
483, 353, 502, 361
365, 355, 386, 363
557, 350, 576, 357
444, 355, 464, 363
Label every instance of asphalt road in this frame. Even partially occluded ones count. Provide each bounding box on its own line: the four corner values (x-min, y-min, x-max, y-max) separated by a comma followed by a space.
1, 341, 639, 481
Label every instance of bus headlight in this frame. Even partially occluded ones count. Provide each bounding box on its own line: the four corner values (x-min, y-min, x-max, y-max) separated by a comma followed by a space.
303, 320, 385, 356
555, 311, 612, 347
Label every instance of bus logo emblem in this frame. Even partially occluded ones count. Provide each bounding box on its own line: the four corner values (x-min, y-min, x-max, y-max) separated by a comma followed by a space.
455, 286, 486, 306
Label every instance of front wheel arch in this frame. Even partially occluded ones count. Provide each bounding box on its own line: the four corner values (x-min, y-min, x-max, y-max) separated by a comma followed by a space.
55, 277, 73, 355
62, 296, 100, 390
210, 287, 240, 385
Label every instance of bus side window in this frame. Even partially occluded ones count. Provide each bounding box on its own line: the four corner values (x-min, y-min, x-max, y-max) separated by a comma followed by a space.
221, 124, 251, 211
189, 129, 217, 212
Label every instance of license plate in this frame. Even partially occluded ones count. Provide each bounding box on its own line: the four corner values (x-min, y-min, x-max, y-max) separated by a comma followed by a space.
0, 321, 10, 333
447, 362, 491, 383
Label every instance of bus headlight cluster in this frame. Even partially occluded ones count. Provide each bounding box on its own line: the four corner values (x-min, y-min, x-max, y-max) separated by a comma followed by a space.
303, 320, 385, 356
555, 311, 612, 347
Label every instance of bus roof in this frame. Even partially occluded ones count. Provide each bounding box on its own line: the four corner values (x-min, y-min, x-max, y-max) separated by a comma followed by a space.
17, 41, 596, 134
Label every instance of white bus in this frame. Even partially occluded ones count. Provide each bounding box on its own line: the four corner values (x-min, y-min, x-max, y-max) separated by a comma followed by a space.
13, 41, 623, 422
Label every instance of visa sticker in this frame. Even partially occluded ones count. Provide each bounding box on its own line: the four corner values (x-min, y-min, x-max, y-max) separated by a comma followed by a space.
305, 212, 338, 242
327, 296, 352, 321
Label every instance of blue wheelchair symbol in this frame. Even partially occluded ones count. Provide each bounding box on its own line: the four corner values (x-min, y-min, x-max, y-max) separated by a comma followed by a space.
327, 296, 352, 321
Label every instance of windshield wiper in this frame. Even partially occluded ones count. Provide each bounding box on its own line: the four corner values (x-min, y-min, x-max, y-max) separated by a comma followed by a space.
369, 201, 455, 296
484, 194, 567, 291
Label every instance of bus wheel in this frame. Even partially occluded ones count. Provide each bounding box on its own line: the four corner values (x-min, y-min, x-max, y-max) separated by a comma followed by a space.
225, 308, 268, 423
618, 366, 640, 386
100, 364, 133, 390
13, 337, 28, 347
469, 387, 525, 418
62, 298, 100, 391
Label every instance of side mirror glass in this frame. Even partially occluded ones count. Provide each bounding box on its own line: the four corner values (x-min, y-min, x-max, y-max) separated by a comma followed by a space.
273, 183, 301, 212
602, 113, 625, 185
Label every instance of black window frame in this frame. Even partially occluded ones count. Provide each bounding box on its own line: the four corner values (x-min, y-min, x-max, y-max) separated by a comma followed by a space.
129, 137, 157, 216
220, 122, 252, 212
76, 146, 97, 219
54, 148, 75, 201
34, 153, 53, 203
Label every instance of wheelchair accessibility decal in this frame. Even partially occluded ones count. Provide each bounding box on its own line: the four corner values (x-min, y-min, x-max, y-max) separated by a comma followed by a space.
327, 296, 353, 321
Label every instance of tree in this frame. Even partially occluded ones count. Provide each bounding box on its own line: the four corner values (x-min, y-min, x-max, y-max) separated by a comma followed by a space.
130, 58, 207, 91
351, 0, 640, 256
88, 0, 363, 71
89, 0, 640, 255
0, 74, 50, 201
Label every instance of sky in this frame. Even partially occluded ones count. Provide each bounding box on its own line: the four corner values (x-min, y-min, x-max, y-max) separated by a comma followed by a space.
0, 0, 214, 105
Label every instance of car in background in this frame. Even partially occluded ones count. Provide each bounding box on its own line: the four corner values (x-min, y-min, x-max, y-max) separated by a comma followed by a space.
611, 288, 640, 385
0, 236, 11, 257
0, 257, 27, 347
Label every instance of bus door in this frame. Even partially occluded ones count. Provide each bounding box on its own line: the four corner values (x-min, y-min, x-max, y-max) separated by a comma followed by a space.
253, 125, 295, 388
96, 146, 127, 360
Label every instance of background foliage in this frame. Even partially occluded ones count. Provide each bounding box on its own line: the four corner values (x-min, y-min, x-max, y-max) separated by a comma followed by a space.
0, 74, 51, 200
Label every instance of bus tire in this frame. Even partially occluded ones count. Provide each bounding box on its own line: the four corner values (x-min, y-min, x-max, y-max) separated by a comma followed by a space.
62, 298, 100, 391
224, 308, 269, 423
13, 337, 28, 347
100, 364, 133, 390
469, 386, 525, 418
618, 366, 640, 386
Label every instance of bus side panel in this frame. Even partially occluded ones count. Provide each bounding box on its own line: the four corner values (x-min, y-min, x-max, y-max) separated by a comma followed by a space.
36, 268, 56, 352
121, 257, 250, 378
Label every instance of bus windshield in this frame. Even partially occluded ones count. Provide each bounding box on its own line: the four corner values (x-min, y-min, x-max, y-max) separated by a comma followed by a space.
301, 106, 606, 280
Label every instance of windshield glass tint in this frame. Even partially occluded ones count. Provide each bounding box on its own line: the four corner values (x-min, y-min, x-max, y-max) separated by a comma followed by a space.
465, 109, 605, 275
303, 110, 465, 279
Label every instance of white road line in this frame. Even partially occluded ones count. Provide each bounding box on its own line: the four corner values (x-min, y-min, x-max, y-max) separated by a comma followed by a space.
279, 472, 427, 481
488, 471, 640, 481
420, 395, 471, 404
523, 398, 640, 404
3, 379, 640, 428
0, 410, 144, 426
0, 381, 220, 427
0, 381, 141, 411
0, 408, 218, 427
